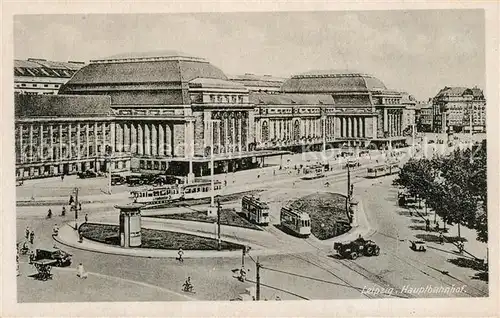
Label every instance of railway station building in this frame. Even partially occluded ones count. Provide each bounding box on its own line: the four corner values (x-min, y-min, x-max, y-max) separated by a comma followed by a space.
15, 50, 408, 180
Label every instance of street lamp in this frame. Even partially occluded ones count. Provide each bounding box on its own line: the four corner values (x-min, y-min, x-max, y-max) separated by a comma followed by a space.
209, 119, 221, 209
216, 197, 222, 251
105, 145, 112, 195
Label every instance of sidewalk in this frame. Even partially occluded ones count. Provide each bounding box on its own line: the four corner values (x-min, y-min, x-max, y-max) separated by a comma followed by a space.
320, 195, 374, 246
17, 153, 384, 206
408, 205, 488, 261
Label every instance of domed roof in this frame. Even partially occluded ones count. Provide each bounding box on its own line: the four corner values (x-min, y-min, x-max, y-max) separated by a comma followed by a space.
281, 70, 387, 93
92, 50, 205, 63
63, 50, 227, 86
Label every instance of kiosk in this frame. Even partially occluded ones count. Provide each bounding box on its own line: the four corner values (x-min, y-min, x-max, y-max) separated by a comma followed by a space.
115, 203, 144, 248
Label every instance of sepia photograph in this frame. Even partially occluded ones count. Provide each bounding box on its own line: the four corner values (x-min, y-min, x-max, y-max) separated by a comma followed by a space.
2, 2, 499, 317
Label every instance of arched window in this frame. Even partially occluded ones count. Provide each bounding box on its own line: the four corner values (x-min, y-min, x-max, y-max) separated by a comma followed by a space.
293, 120, 300, 140
261, 121, 269, 142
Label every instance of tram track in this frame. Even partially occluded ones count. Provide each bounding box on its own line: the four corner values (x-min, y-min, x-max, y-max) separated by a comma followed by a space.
370, 230, 488, 298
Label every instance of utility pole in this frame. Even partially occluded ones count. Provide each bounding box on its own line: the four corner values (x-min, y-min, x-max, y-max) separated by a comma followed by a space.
347, 162, 351, 204
74, 187, 79, 220
241, 246, 246, 267
217, 199, 221, 251
469, 104, 473, 150
256, 257, 261, 301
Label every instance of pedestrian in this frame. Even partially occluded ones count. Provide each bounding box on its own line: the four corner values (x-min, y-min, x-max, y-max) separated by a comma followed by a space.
28, 250, 35, 264
69, 195, 74, 205
77, 263, 88, 279
16, 254, 20, 276
53, 224, 59, 236
29, 230, 34, 245
61, 174, 64, 181
25, 226, 29, 240
177, 248, 184, 263
61, 206, 66, 216
425, 219, 430, 232
239, 266, 247, 282
85, 214, 88, 223
439, 232, 444, 245
78, 202, 82, 211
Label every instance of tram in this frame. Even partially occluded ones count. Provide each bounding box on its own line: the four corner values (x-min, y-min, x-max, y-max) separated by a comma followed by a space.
366, 162, 400, 178
241, 195, 270, 226
181, 180, 223, 200
130, 184, 182, 207
302, 164, 325, 180
280, 207, 311, 238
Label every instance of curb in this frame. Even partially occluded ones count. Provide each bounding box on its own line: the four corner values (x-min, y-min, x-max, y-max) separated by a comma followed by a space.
53, 222, 254, 259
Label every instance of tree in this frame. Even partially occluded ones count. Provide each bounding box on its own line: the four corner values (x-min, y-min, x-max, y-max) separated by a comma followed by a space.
397, 143, 487, 241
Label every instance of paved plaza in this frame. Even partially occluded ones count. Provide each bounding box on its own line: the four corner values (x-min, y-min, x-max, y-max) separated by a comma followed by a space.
15, 146, 488, 302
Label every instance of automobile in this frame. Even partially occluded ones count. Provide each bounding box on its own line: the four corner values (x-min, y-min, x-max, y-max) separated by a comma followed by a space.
77, 170, 98, 179
427, 140, 435, 144
333, 237, 380, 260
410, 240, 427, 252
126, 175, 144, 186
111, 174, 126, 185
34, 247, 72, 267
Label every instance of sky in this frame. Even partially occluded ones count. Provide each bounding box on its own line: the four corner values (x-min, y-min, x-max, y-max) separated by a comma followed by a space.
14, 10, 485, 101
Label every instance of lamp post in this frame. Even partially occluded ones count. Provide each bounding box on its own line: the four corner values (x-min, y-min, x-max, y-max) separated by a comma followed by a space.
105, 145, 112, 195
216, 197, 222, 251
209, 119, 221, 209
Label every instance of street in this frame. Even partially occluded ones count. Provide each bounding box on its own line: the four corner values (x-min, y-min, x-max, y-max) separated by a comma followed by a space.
16, 150, 488, 301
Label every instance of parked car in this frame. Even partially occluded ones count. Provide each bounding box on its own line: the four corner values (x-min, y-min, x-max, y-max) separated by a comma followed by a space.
34, 247, 72, 267
410, 240, 427, 252
111, 174, 126, 185
126, 175, 144, 186
77, 170, 98, 179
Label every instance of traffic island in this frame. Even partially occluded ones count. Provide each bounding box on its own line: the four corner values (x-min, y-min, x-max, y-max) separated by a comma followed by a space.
149, 208, 262, 231
288, 192, 352, 240
79, 223, 245, 251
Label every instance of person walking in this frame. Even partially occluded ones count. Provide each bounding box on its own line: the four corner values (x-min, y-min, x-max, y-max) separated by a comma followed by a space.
425, 219, 430, 232
61, 174, 64, 181
25, 226, 30, 240
78, 202, 82, 211
85, 214, 88, 223
69, 195, 74, 205
53, 224, 59, 236
77, 263, 88, 279
16, 253, 20, 276
177, 248, 184, 263
439, 231, 444, 245
29, 230, 34, 245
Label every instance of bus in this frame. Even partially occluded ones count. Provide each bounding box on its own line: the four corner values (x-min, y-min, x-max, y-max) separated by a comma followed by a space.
241, 195, 270, 226
180, 180, 223, 200
280, 207, 311, 238
130, 184, 182, 208
302, 164, 325, 180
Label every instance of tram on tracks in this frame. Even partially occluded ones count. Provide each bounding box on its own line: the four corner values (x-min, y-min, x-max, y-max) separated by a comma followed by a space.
181, 180, 223, 200
241, 195, 270, 226
280, 207, 311, 238
130, 180, 223, 207
366, 161, 400, 178
302, 164, 326, 180
130, 184, 183, 207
